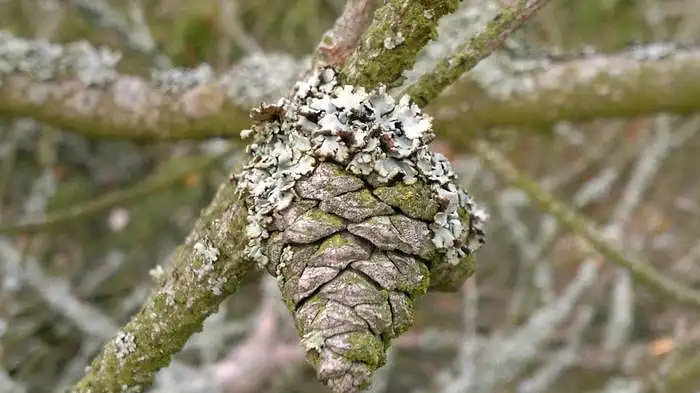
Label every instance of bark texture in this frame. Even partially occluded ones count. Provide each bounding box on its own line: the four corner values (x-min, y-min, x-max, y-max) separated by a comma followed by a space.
237, 67, 487, 392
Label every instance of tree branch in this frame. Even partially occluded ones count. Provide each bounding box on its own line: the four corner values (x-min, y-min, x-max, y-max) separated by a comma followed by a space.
68, 0, 170, 67
4, 31, 700, 144
407, 0, 551, 107
470, 138, 700, 309
68, 177, 254, 392
65, 0, 472, 388
341, 0, 460, 88
313, 0, 379, 68
430, 43, 700, 136
0, 31, 302, 141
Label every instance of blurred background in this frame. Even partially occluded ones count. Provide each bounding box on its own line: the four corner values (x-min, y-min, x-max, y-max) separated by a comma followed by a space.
1, 0, 700, 392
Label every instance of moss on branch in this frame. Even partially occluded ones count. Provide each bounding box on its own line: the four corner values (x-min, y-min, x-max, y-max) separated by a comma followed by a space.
407, 0, 552, 108
429, 46, 700, 149
0, 31, 302, 141
341, 0, 460, 89
0, 73, 250, 140
4, 31, 700, 146
68, 178, 254, 392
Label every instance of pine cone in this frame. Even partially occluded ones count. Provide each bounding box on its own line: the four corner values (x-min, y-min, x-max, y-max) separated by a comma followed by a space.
237, 67, 487, 393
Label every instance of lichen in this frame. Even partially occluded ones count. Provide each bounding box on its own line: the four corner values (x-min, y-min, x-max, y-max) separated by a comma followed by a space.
0, 31, 121, 86
237, 66, 486, 268
114, 331, 136, 365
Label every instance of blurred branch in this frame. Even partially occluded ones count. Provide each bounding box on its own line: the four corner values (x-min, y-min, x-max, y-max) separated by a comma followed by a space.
341, 0, 460, 88
208, 278, 304, 393
0, 149, 232, 235
218, 0, 261, 56
0, 369, 26, 393
313, 0, 378, 67
150, 277, 304, 393
0, 31, 301, 141
517, 306, 594, 393
471, 139, 700, 309
68, 0, 170, 67
406, 0, 552, 107
430, 45, 700, 137
666, 352, 700, 392
0, 237, 120, 339
4, 30, 700, 144
602, 122, 675, 353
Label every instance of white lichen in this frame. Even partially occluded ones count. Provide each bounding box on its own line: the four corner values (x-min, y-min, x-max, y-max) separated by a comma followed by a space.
194, 238, 220, 264
301, 330, 326, 352
114, 330, 136, 362
207, 276, 227, 296
0, 31, 120, 86
221, 52, 308, 108
383, 32, 405, 50
237, 66, 487, 267
149, 265, 165, 282
151, 63, 215, 95
193, 237, 220, 280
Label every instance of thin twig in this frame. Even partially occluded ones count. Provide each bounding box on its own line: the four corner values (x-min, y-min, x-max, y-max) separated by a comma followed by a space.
313, 0, 379, 67
0, 149, 232, 235
407, 0, 551, 107
471, 139, 700, 309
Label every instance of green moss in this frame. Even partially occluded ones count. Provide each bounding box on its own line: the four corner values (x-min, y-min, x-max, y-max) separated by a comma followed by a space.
306, 349, 321, 368
343, 332, 385, 368
356, 189, 379, 205
307, 208, 345, 227
284, 294, 296, 313
374, 182, 439, 221
429, 253, 477, 292
317, 233, 350, 254
379, 289, 389, 302
399, 262, 431, 298
342, 0, 460, 89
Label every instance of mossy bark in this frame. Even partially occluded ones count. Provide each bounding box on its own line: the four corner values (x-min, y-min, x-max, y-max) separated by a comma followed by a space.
428, 49, 700, 143
0, 74, 250, 141
68, 180, 255, 392
407, 0, 552, 108
342, 0, 460, 89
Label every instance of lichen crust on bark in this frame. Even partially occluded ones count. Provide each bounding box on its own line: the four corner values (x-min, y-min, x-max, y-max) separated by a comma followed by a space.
236, 66, 487, 392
